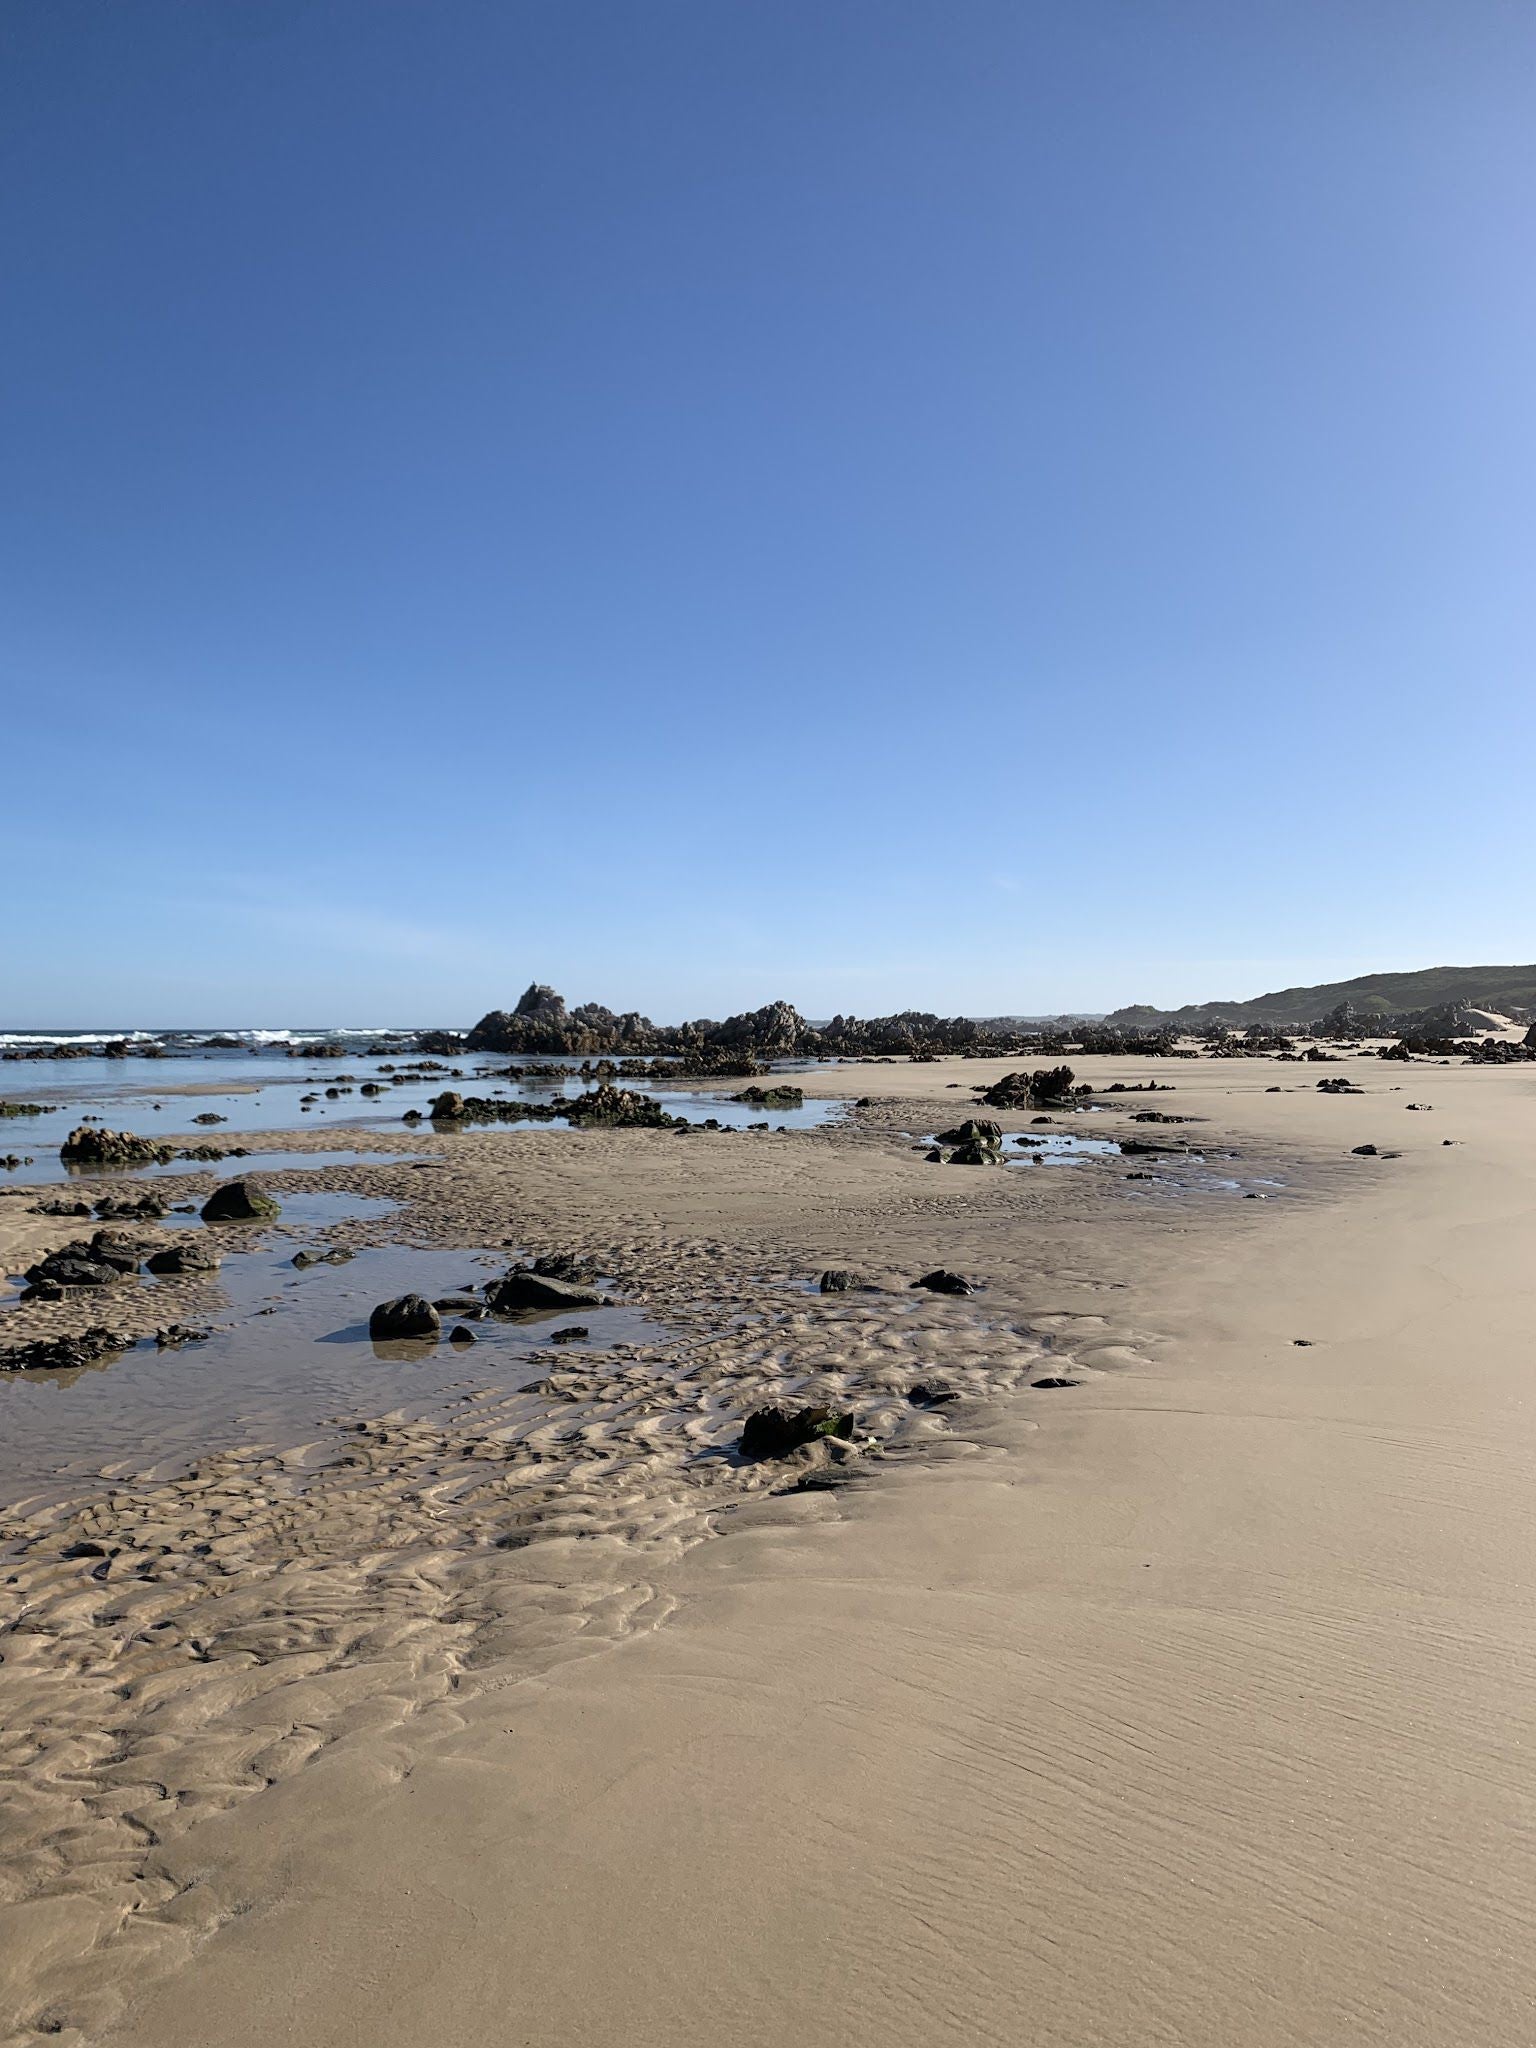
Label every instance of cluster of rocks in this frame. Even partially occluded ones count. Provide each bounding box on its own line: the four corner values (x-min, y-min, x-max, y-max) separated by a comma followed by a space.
933, 1118, 1005, 1166
0, 1325, 134, 1374
59, 1126, 176, 1166
0, 1101, 47, 1118
464, 984, 1190, 1065
414, 1085, 688, 1130
17, 1179, 278, 1300
976, 1065, 1090, 1111
368, 1256, 607, 1347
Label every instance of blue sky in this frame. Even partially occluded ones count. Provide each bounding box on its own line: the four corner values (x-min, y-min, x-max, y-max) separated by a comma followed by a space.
3, 1, 1532, 1025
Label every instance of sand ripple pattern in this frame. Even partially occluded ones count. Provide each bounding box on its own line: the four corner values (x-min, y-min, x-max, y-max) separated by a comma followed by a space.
0, 1263, 1124, 2045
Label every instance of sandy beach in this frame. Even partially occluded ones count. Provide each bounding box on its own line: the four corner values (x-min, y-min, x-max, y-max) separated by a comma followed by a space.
1, 1050, 1530, 2044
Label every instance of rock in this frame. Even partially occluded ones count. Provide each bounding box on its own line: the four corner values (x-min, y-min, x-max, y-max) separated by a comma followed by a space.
739, 1404, 855, 1460
428, 1091, 467, 1119
818, 1269, 857, 1292
200, 1179, 280, 1223
1351, 1143, 1379, 1155
485, 1269, 604, 1313
145, 1239, 223, 1274
1316, 1077, 1363, 1095
948, 1139, 1002, 1166
936, 1119, 1002, 1146
33, 1197, 93, 1217
23, 1245, 130, 1290
448, 1324, 477, 1346
191, 1112, 227, 1125
0, 1101, 47, 1117
924, 1146, 944, 1162
529, 1252, 597, 1282
733, 1084, 804, 1109
0, 1325, 133, 1373
59, 1126, 174, 1166
88, 1227, 162, 1271
154, 1324, 210, 1348
368, 1295, 441, 1340
908, 1384, 959, 1407
92, 1192, 167, 1221
1031, 1375, 1081, 1390
547, 1325, 589, 1344
978, 1067, 1088, 1111
910, 1269, 974, 1295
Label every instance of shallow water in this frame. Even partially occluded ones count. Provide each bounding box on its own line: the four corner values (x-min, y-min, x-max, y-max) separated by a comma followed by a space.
0, 1049, 842, 1182
0, 1230, 668, 1508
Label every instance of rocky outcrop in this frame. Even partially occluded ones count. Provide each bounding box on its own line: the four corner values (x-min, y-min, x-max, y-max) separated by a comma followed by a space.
425, 1087, 685, 1130
977, 1067, 1088, 1111
59, 1127, 174, 1166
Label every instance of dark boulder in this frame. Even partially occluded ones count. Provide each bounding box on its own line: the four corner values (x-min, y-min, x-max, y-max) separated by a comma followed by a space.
910, 1269, 974, 1295
485, 1268, 604, 1313
200, 1179, 280, 1223
23, 1245, 129, 1290
819, 1269, 857, 1293
368, 1295, 441, 1341
936, 1118, 1003, 1147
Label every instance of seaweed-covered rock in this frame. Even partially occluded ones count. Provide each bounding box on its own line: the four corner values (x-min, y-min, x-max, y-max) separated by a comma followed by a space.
368, 1295, 440, 1340
739, 1404, 855, 1460
200, 1179, 280, 1223
936, 1119, 1003, 1147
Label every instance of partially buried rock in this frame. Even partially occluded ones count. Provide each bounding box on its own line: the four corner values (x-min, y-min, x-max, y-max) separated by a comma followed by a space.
739, 1404, 855, 1460
1351, 1143, 1379, 1156
911, 1269, 974, 1295
369, 1294, 440, 1341
485, 1268, 604, 1313
548, 1324, 589, 1344
145, 1239, 222, 1275
200, 1179, 280, 1223
819, 1269, 857, 1293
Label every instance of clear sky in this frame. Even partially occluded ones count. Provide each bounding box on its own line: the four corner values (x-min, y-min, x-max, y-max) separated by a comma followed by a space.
3, 1, 1532, 1026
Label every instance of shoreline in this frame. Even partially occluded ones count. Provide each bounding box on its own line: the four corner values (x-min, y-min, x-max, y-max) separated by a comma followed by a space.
2, 1054, 1527, 2043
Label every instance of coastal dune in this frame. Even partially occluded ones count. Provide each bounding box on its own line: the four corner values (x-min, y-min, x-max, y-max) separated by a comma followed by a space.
5, 1056, 1534, 2044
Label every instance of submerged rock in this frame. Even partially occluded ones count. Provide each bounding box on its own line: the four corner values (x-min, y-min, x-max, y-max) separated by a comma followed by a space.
200, 1179, 280, 1223
368, 1294, 441, 1340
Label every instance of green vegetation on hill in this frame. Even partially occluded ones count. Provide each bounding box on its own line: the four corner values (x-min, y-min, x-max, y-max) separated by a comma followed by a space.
1106, 964, 1536, 1030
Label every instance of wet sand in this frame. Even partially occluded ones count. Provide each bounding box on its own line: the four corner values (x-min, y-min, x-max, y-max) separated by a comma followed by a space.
3, 1054, 1533, 2044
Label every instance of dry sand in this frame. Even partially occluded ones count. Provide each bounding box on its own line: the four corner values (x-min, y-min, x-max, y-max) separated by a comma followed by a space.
3, 1052, 1533, 2044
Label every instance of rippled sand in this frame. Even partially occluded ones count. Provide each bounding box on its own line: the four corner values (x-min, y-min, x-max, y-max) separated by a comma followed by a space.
2, 1056, 1530, 2046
